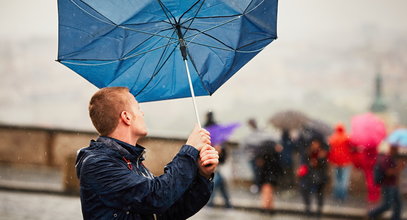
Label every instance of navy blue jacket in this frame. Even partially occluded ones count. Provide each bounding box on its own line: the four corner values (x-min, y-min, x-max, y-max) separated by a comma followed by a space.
76, 136, 213, 220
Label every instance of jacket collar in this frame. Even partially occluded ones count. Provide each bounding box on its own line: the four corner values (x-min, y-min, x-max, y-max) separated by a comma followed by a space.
96, 136, 145, 161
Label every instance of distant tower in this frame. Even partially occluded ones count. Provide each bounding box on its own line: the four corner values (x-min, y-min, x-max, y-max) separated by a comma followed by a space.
370, 72, 387, 113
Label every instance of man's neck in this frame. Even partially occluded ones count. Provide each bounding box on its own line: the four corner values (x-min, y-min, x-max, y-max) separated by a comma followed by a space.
108, 131, 139, 146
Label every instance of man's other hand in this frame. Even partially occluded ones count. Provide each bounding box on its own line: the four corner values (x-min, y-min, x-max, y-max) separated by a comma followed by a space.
186, 125, 211, 151
198, 145, 219, 179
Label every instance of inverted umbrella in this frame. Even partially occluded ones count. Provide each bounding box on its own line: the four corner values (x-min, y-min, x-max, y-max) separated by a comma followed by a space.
350, 113, 387, 148
269, 110, 309, 130
387, 129, 407, 147
205, 122, 240, 146
57, 0, 278, 126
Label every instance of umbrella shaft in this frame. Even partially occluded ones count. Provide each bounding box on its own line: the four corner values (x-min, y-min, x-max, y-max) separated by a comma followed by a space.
184, 60, 202, 128
175, 24, 188, 60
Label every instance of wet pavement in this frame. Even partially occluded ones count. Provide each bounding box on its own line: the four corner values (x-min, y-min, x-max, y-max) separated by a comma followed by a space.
0, 190, 348, 220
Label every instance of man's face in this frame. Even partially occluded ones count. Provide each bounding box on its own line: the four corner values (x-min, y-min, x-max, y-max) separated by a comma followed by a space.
126, 92, 148, 137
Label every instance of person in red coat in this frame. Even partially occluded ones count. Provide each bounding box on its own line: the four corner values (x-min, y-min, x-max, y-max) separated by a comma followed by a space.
328, 123, 352, 202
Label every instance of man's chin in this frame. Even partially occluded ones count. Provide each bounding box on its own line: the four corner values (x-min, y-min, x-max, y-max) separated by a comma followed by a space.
140, 130, 148, 137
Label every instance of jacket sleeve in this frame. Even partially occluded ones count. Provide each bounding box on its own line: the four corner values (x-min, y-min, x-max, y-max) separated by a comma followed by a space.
80, 145, 200, 215
158, 174, 213, 220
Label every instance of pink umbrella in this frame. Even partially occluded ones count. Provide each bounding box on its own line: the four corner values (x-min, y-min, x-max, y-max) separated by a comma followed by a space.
350, 113, 387, 148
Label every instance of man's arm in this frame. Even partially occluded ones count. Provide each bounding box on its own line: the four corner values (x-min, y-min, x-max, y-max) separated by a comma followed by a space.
158, 145, 219, 220
157, 175, 213, 220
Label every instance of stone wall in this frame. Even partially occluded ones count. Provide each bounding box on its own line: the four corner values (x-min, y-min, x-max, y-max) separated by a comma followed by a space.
0, 124, 191, 175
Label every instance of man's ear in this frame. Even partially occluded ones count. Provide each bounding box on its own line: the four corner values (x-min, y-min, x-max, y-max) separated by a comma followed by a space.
120, 111, 132, 126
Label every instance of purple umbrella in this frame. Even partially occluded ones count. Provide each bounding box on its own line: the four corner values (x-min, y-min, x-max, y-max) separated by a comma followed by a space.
205, 123, 241, 146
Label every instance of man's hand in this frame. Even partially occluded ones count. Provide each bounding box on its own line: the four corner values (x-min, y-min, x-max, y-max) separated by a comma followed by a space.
186, 125, 211, 151
198, 145, 219, 179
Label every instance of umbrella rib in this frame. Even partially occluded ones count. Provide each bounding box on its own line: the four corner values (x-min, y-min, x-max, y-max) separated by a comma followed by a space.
149, 31, 178, 79
133, 42, 178, 98
74, 0, 176, 40
121, 26, 176, 58
119, 25, 178, 41
185, 27, 234, 51
187, 41, 267, 53
182, 15, 240, 43
244, 0, 266, 15
188, 14, 242, 20
59, 39, 178, 65
180, 0, 206, 38
104, 29, 178, 88
74, 0, 116, 25
157, 0, 177, 25
178, 0, 202, 23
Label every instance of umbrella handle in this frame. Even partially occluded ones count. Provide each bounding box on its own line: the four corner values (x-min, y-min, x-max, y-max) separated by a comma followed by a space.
183, 59, 202, 128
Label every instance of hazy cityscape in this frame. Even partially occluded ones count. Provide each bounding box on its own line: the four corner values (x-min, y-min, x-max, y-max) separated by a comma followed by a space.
1, 1, 407, 220
1, 0, 406, 139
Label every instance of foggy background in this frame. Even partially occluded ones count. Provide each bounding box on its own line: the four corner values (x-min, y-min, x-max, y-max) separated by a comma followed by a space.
1, 0, 406, 141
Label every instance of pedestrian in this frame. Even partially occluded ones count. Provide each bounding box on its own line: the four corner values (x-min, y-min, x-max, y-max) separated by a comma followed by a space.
75, 87, 219, 220
328, 123, 352, 202
297, 135, 329, 217
254, 139, 283, 210
279, 129, 296, 192
204, 111, 232, 208
368, 144, 406, 220
350, 144, 381, 203
241, 118, 272, 194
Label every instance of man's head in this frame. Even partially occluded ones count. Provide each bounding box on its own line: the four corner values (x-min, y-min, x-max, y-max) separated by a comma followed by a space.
89, 87, 147, 138
389, 144, 399, 156
247, 118, 257, 130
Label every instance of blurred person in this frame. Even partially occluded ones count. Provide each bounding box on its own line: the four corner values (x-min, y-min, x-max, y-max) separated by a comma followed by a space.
368, 145, 406, 220
328, 123, 352, 202
254, 139, 283, 210
75, 87, 219, 220
297, 135, 329, 217
241, 118, 272, 194
279, 129, 296, 192
204, 111, 232, 208
350, 144, 381, 203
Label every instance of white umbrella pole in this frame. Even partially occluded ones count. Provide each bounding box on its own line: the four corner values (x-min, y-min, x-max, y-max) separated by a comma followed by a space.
183, 59, 202, 128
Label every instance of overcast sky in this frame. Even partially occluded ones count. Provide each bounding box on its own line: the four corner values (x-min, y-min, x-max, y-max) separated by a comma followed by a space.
0, 0, 406, 140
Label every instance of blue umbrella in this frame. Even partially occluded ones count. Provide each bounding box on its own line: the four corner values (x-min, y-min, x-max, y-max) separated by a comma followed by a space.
388, 129, 407, 147
57, 0, 278, 126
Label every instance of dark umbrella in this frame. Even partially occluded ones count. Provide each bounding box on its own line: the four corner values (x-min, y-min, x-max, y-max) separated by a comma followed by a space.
269, 110, 310, 130
57, 0, 278, 127
306, 119, 333, 137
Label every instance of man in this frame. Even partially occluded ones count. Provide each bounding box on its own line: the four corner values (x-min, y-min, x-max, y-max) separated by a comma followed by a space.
75, 87, 219, 219
368, 145, 405, 220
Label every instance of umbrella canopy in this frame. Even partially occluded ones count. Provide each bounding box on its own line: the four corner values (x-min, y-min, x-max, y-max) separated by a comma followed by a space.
270, 110, 309, 130
387, 129, 407, 147
205, 122, 240, 146
57, 0, 278, 103
350, 113, 387, 148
